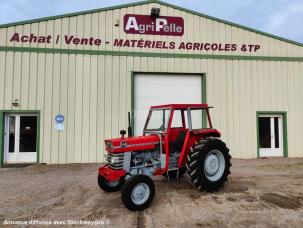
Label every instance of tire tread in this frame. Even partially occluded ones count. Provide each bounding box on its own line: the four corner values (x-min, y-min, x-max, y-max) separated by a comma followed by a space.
185, 138, 232, 192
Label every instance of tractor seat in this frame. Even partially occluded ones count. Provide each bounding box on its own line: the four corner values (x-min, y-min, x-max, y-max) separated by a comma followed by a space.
170, 130, 187, 153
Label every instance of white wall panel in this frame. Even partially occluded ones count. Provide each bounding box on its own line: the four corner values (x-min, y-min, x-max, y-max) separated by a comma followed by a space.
0, 52, 5, 109
96, 56, 106, 162
43, 54, 53, 163
66, 54, 76, 163
59, 54, 68, 164
28, 53, 38, 109
89, 55, 98, 162
12, 52, 22, 108
82, 55, 91, 163
74, 55, 84, 162
20, 52, 30, 109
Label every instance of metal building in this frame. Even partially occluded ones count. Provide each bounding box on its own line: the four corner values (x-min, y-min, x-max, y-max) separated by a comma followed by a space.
0, 0, 302, 165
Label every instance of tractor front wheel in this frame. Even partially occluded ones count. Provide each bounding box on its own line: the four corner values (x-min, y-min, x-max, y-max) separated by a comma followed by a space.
186, 138, 231, 192
121, 174, 155, 211
98, 175, 124, 192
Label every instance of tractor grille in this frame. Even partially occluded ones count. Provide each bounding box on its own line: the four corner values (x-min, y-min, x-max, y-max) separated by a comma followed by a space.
106, 152, 124, 170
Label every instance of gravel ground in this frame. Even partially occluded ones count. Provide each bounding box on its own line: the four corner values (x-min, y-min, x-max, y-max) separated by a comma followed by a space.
0, 158, 303, 228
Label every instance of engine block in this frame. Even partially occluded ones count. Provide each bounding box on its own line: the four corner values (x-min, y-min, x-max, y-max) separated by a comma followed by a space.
128, 149, 161, 176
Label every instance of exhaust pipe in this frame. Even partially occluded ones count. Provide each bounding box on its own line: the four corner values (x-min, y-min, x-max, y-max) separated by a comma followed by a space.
127, 112, 133, 137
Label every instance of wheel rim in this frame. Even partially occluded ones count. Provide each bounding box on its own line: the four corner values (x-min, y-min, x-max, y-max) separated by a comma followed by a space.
106, 180, 119, 187
131, 183, 150, 205
204, 150, 225, 182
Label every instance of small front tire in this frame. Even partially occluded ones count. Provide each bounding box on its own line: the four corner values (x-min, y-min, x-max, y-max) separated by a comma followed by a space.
98, 175, 124, 192
121, 175, 155, 211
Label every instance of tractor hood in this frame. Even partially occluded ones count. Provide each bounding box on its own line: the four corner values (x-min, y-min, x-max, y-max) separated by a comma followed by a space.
104, 135, 160, 153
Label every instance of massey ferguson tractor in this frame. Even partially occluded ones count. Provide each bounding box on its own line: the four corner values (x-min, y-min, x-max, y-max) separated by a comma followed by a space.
98, 104, 231, 211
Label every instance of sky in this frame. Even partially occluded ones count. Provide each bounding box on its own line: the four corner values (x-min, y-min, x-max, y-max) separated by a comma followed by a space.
0, 0, 302, 43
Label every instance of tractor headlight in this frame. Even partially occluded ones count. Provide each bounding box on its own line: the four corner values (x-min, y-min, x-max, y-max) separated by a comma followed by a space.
105, 142, 113, 149
111, 157, 120, 164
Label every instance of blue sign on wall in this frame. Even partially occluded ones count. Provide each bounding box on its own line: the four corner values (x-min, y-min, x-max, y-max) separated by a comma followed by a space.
55, 114, 65, 123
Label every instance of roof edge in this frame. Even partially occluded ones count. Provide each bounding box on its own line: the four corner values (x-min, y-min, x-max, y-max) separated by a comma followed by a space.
0, 0, 153, 28
0, 0, 302, 48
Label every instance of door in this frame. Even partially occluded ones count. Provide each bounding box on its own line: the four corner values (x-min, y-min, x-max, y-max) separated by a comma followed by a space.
134, 73, 202, 135
258, 115, 283, 157
4, 114, 38, 163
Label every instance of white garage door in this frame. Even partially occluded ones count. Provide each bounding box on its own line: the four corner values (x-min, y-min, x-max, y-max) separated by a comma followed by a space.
134, 73, 202, 135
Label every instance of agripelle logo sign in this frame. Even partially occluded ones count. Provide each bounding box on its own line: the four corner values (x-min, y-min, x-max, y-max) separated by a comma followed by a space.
124, 14, 184, 36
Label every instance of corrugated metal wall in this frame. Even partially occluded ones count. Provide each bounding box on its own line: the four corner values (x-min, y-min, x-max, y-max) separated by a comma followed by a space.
0, 52, 303, 162
0, 2, 303, 163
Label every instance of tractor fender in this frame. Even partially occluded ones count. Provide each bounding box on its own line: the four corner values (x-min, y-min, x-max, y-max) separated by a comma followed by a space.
99, 165, 126, 182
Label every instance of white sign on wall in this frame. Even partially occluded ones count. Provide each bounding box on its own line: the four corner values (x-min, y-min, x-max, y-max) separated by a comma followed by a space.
55, 114, 65, 131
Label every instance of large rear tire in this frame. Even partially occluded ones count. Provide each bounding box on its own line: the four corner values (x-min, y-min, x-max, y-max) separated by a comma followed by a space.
121, 175, 155, 211
98, 175, 124, 192
186, 138, 231, 192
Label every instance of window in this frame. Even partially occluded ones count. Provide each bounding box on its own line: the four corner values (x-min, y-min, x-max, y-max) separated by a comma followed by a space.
185, 108, 209, 130
145, 109, 171, 132
259, 117, 271, 148
191, 109, 203, 129
171, 110, 183, 128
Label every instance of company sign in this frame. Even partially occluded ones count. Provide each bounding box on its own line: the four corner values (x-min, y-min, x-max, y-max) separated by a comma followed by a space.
124, 14, 184, 36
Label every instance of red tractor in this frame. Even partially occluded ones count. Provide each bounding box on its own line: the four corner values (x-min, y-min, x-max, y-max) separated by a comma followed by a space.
98, 104, 231, 211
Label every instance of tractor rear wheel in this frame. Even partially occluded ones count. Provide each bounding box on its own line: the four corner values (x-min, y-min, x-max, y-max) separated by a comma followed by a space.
98, 175, 124, 192
186, 138, 231, 192
121, 174, 155, 211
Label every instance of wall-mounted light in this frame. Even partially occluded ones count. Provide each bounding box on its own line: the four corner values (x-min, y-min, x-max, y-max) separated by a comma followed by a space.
151, 7, 160, 18
12, 99, 19, 107
115, 19, 119, 27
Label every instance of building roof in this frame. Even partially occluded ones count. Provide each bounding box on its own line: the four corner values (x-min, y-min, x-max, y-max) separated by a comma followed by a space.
0, 0, 302, 47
